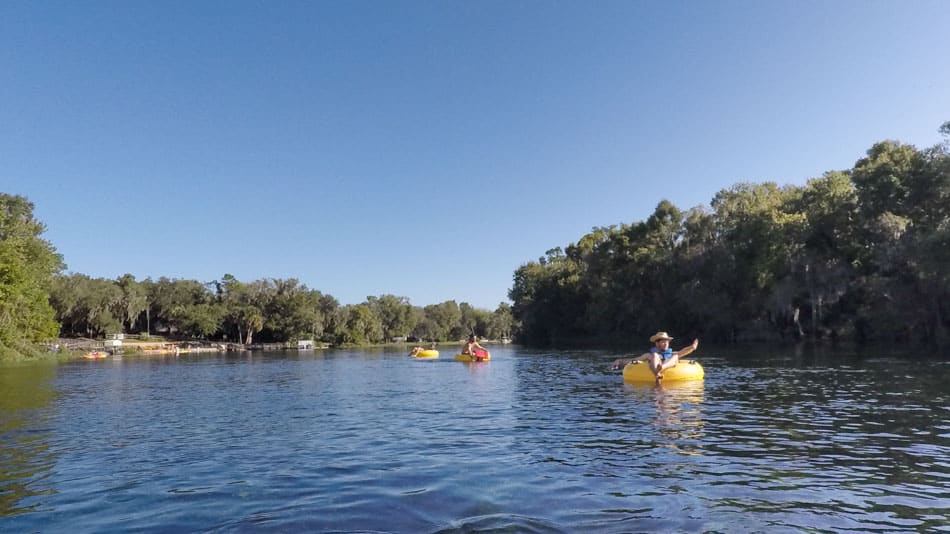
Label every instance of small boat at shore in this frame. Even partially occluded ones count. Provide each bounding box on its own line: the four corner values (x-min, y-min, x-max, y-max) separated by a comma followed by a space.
82, 351, 109, 359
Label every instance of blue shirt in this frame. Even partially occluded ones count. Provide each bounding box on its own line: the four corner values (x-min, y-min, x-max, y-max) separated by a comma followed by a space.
651, 347, 673, 361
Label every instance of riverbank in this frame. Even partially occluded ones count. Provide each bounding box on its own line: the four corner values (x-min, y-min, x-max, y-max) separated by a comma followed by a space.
1, 338, 513, 363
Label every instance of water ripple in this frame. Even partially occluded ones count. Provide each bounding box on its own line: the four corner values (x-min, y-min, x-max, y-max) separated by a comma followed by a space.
0, 349, 947, 532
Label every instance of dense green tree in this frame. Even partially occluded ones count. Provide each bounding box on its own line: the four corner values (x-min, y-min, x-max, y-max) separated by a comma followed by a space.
49, 274, 123, 337
339, 304, 383, 345
316, 293, 341, 343
146, 277, 217, 336
261, 279, 322, 342
470, 306, 494, 339
49, 274, 83, 336
174, 302, 225, 338
299, 289, 328, 342
116, 274, 148, 332
366, 294, 416, 341
507, 123, 950, 347
410, 313, 440, 341
458, 302, 477, 336
232, 305, 264, 345
488, 302, 514, 340
218, 274, 266, 345
705, 183, 805, 339
421, 301, 462, 341
509, 247, 586, 344
852, 141, 923, 222
782, 171, 860, 338
0, 194, 63, 358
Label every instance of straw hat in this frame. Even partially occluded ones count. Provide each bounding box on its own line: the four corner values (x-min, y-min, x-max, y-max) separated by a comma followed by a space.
649, 331, 673, 342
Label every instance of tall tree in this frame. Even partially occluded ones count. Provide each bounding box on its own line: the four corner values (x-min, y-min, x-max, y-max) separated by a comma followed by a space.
218, 274, 266, 345
0, 195, 64, 358
790, 171, 859, 337
421, 301, 462, 341
263, 279, 321, 342
366, 294, 416, 341
147, 277, 216, 337
339, 304, 383, 345
116, 274, 147, 332
489, 302, 514, 340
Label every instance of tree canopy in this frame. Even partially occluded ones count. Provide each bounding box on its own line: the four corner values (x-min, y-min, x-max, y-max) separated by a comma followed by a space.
0, 194, 64, 359
46, 272, 514, 349
509, 128, 950, 347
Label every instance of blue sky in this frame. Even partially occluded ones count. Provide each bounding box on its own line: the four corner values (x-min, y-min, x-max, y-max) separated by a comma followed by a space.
2, 1, 949, 310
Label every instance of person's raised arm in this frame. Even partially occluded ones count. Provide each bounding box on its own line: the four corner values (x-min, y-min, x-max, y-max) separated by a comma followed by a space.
675, 339, 699, 357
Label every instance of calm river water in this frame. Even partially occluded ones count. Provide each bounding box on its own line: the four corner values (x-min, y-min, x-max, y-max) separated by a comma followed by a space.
1, 345, 948, 533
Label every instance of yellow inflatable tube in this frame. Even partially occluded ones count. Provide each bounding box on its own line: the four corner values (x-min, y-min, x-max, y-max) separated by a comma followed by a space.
454, 352, 490, 362
623, 359, 704, 383
413, 349, 439, 359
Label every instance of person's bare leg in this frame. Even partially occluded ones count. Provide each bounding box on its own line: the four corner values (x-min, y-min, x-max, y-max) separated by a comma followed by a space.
656, 355, 680, 382
651, 354, 664, 381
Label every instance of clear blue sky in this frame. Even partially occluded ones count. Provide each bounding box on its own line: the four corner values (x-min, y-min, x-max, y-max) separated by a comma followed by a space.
3, 1, 948, 310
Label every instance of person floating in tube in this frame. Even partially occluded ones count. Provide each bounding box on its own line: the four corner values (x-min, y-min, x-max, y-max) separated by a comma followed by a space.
461, 334, 489, 361
611, 331, 698, 383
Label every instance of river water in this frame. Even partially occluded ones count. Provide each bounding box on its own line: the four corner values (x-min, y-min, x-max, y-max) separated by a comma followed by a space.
1, 345, 948, 533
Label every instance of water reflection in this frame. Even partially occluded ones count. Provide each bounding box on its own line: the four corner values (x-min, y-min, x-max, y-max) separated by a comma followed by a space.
623, 381, 706, 457
458, 360, 491, 380
1, 348, 948, 532
0, 363, 58, 517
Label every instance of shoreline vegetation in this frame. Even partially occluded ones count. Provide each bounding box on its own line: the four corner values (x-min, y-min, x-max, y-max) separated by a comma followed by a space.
3, 123, 950, 362
509, 128, 950, 349
37, 274, 515, 363
37, 337, 514, 362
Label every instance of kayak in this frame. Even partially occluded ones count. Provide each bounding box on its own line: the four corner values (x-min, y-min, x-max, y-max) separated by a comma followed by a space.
413, 349, 439, 359
454, 349, 490, 362
623, 359, 703, 382
83, 351, 109, 359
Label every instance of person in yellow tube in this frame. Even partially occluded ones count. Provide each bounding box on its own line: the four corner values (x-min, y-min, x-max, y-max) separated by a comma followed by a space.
611, 331, 698, 382
409, 343, 437, 357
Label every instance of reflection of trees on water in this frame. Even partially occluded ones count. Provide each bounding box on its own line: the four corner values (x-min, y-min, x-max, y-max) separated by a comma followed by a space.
0, 364, 58, 517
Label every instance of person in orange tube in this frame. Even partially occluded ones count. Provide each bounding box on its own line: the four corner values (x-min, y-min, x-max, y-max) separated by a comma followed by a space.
461, 334, 489, 361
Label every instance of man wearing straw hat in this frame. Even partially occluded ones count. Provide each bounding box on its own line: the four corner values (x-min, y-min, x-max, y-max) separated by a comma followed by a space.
611, 331, 699, 382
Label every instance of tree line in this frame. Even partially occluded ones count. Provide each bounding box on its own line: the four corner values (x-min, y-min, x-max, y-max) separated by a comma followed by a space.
509, 123, 950, 347
0, 192, 512, 359
49, 273, 513, 347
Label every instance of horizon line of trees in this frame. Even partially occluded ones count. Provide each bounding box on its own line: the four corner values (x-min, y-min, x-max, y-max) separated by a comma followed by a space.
0, 192, 512, 360
509, 122, 950, 347
49, 272, 514, 346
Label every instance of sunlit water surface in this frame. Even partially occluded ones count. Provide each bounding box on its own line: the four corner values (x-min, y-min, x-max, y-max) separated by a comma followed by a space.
1, 345, 948, 533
